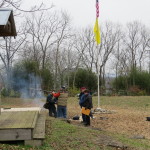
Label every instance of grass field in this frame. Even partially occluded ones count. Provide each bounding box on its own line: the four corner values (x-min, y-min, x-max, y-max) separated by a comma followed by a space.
0, 96, 150, 150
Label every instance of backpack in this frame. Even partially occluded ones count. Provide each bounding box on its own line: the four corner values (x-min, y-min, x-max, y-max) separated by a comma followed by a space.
43, 102, 49, 109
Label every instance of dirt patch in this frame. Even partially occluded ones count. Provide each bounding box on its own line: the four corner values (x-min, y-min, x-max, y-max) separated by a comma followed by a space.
67, 103, 150, 140
95, 134, 128, 149
90, 106, 150, 139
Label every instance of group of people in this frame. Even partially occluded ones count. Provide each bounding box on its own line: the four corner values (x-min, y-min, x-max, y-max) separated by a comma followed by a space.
46, 88, 68, 118
45, 86, 93, 126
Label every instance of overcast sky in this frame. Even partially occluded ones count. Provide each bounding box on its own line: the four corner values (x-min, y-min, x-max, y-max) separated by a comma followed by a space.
22, 0, 150, 28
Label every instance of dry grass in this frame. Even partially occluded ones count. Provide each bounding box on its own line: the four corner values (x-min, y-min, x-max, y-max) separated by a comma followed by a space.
67, 96, 150, 139
1, 96, 150, 149
1, 96, 150, 139
1, 97, 45, 108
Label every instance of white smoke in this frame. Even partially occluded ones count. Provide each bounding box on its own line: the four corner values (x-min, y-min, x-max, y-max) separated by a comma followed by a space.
17, 73, 46, 107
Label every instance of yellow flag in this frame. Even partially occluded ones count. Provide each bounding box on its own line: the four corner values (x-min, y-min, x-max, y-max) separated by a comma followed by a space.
94, 18, 101, 45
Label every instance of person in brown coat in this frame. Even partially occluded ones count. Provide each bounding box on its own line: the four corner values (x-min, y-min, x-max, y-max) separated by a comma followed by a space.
57, 88, 68, 118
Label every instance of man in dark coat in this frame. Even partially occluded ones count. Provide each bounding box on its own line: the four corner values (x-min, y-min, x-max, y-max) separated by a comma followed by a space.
46, 92, 57, 118
80, 89, 93, 126
79, 87, 86, 123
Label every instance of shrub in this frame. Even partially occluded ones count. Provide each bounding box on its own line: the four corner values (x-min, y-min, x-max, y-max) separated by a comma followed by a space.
113, 68, 150, 95
118, 90, 127, 96
9, 90, 20, 97
1, 88, 9, 97
138, 90, 146, 96
68, 88, 80, 97
128, 86, 146, 96
69, 68, 97, 91
1, 88, 20, 97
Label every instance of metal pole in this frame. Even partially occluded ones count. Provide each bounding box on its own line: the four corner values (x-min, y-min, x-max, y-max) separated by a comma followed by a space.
98, 64, 100, 108
97, 45, 100, 108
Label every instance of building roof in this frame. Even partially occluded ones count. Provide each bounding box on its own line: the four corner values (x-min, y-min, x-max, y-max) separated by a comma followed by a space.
0, 9, 12, 25
0, 9, 17, 37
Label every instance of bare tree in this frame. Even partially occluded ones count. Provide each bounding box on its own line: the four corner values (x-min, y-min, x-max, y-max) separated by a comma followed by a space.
56, 38, 77, 88
0, 31, 26, 89
66, 41, 78, 88
71, 30, 89, 89
25, 11, 59, 69
80, 27, 96, 71
0, 0, 21, 8
123, 21, 144, 85
0, 0, 52, 12
53, 11, 72, 89
124, 21, 142, 70
138, 25, 150, 71
96, 22, 121, 89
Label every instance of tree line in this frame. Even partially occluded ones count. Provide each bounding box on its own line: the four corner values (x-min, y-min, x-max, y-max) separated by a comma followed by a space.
0, 1, 150, 96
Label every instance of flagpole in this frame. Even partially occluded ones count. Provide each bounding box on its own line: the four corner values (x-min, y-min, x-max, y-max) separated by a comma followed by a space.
94, 0, 101, 109
96, 45, 100, 108
97, 44, 100, 108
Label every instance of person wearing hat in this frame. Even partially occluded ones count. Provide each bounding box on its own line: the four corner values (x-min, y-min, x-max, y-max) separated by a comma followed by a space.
46, 91, 57, 118
80, 89, 93, 126
79, 87, 86, 123
57, 88, 68, 118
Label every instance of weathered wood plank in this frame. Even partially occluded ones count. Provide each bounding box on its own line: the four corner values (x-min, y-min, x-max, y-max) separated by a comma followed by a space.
0, 129, 32, 141
0, 111, 39, 129
10, 112, 25, 128
24, 111, 38, 128
31, 111, 39, 128
24, 139, 43, 146
33, 114, 46, 139
1, 107, 41, 112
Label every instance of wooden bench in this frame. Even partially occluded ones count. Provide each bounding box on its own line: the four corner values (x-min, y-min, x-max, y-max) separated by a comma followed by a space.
0, 110, 46, 146
0, 111, 38, 141
25, 113, 46, 146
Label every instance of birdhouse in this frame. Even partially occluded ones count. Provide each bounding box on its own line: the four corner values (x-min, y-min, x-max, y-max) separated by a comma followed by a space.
0, 9, 17, 37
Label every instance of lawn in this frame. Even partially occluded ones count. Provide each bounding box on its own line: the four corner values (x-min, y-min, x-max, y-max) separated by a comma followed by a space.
0, 96, 150, 150
67, 96, 150, 149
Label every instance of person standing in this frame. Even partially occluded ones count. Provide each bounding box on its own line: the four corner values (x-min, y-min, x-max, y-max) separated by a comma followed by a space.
46, 92, 57, 118
80, 89, 93, 126
57, 88, 68, 118
79, 87, 86, 123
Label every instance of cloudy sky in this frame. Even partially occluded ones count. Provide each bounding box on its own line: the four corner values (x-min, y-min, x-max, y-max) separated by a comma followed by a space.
22, 0, 150, 28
